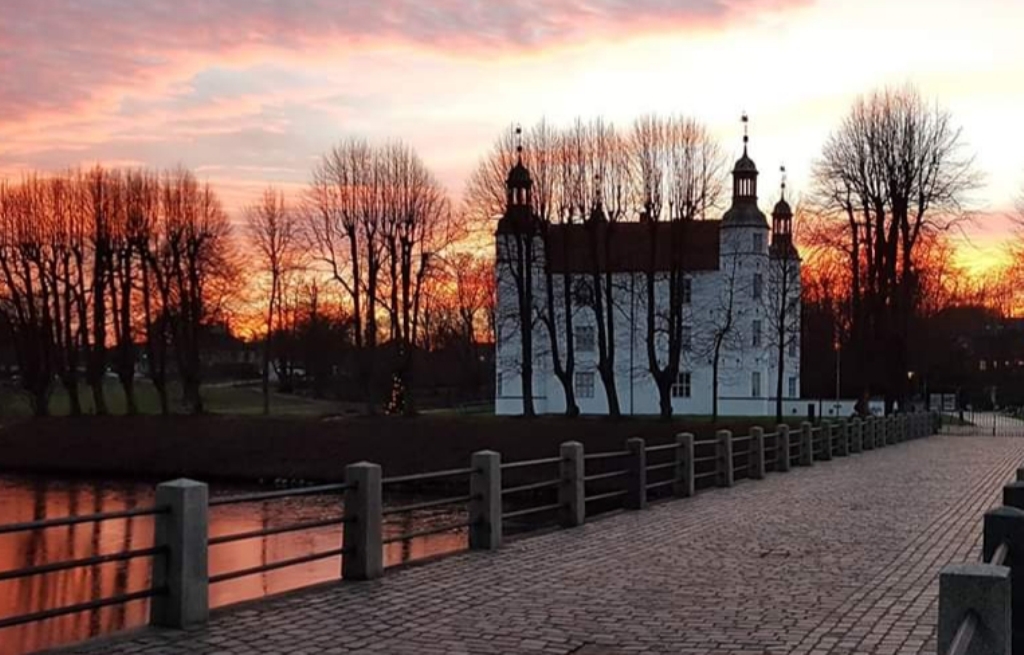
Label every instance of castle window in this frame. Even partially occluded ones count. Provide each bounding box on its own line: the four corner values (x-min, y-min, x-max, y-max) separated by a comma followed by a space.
681, 325, 692, 352
575, 325, 596, 353
575, 372, 595, 399
752, 320, 762, 348
751, 371, 762, 398
752, 233, 763, 253
789, 338, 798, 358
753, 273, 763, 300
497, 372, 503, 397
672, 371, 692, 398
788, 376, 798, 398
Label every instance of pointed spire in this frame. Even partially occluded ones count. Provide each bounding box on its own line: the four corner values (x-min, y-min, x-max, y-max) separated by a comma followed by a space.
514, 123, 524, 164
780, 164, 787, 201
741, 112, 749, 155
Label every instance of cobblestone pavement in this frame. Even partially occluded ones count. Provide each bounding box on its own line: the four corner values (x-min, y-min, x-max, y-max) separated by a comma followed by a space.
62, 435, 1023, 655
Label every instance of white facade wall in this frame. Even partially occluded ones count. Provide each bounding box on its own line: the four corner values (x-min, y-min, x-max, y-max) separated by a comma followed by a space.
495, 222, 805, 417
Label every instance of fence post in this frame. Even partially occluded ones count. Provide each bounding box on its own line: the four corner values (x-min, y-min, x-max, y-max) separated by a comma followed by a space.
776, 425, 791, 472
1004, 482, 1024, 510
342, 462, 382, 581
150, 479, 209, 628
469, 450, 502, 550
717, 430, 734, 487
800, 422, 814, 466
750, 427, 766, 480
836, 419, 849, 457
901, 414, 909, 442
626, 437, 647, 510
850, 418, 862, 453
559, 442, 585, 527
938, 563, 1011, 655
1016, 467, 1024, 483
888, 416, 897, 445
984, 506, 1024, 655
674, 433, 695, 498
820, 422, 834, 461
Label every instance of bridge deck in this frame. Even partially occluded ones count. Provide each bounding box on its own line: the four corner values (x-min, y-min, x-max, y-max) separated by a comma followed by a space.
64, 435, 1020, 655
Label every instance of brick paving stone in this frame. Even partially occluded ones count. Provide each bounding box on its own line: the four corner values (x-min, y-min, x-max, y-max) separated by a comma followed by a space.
54, 435, 1024, 655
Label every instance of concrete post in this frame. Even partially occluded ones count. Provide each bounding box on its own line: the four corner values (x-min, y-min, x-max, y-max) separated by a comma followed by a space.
900, 414, 908, 442
342, 462, 382, 581
938, 563, 1011, 655
851, 418, 863, 453
674, 433, 695, 498
626, 437, 647, 510
819, 423, 833, 461
863, 417, 875, 451
1004, 482, 1024, 510
800, 422, 814, 467
887, 416, 897, 446
1016, 467, 1024, 483
750, 427, 766, 480
776, 425, 791, 473
559, 442, 585, 527
983, 506, 1024, 655
469, 451, 502, 550
151, 479, 209, 628
716, 430, 734, 487
836, 419, 849, 457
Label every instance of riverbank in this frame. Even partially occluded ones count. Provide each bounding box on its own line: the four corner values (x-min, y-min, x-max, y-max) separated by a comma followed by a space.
0, 414, 795, 483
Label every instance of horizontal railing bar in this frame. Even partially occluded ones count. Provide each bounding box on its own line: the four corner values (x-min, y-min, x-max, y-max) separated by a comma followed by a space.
646, 462, 676, 474
583, 470, 628, 484
382, 495, 477, 517
693, 456, 718, 464
382, 519, 476, 545
584, 450, 631, 461
0, 587, 165, 630
733, 464, 749, 472
763, 433, 778, 439
584, 490, 628, 503
210, 482, 352, 507
502, 479, 561, 496
382, 468, 476, 486
645, 479, 676, 492
694, 471, 718, 480
0, 546, 166, 583
504, 503, 563, 520
693, 439, 717, 446
947, 611, 978, 655
209, 516, 349, 546
209, 548, 348, 584
501, 457, 563, 470
0, 506, 168, 536
732, 436, 752, 443
645, 443, 681, 453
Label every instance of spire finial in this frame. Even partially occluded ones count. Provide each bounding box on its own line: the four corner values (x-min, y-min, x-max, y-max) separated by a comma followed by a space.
780, 164, 787, 201
514, 124, 524, 164
741, 112, 749, 154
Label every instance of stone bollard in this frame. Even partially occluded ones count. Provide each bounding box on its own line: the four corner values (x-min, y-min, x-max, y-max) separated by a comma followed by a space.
674, 433, 695, 498
800, 422, 814, 467
984, 506, 1024, 654
342, 462, 383, 581
750, 427, 766, 480
901, 414, 909, 442
851, 417, 863, 453
151, 479, 209, 628
469, 450, 502, 550
626, 437, 647, 510
862, 417, 874, 451
716, 430, 734, 487
776, 425, 791, 473
836, 419, 849, 457
819, 423, 833, 461
938, 563, 1011, 655
559, 442, 585, 527
1004, 482, 1024, 511
887, 416, 897, 446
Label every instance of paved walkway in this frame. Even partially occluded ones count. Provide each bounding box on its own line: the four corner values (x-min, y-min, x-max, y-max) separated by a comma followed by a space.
66, 435, 1023, 655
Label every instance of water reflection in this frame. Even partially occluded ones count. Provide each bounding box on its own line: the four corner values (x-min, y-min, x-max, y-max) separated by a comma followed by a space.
0, 475, 467, 655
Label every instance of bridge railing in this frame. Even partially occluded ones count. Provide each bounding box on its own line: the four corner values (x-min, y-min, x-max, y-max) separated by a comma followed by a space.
0, 411, 940, 643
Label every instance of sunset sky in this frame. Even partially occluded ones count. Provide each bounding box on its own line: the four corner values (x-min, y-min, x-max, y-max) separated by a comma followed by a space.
1, 0, 1021, 276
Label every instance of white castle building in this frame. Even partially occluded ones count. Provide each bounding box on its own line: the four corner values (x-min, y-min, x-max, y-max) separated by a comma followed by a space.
495, 132, 803, 417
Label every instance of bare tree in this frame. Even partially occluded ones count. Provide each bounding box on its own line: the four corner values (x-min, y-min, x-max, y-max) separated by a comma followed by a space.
812, 85, 979, 410
631, 115, 724, 419
246, 187, 301, 415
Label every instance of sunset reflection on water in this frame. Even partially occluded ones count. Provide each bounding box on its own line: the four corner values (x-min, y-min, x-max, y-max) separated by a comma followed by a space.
0, 476, 467, 655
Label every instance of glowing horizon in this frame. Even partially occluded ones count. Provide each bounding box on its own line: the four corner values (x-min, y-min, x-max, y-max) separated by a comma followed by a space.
1, 0, 1021, 277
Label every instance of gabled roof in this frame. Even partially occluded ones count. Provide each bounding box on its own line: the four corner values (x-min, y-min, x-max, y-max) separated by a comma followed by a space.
543, 220, 721, 274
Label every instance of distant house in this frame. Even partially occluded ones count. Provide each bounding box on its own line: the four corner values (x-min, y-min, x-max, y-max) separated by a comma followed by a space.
495, 134, 803, 416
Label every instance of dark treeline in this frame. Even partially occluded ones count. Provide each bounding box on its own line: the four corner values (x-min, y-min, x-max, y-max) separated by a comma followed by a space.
0, 167, 234, 416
